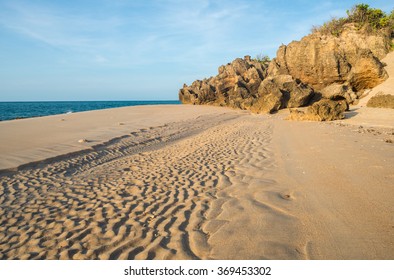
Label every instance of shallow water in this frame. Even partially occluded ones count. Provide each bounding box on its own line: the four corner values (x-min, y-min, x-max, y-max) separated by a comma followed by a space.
0, 100, 180, 121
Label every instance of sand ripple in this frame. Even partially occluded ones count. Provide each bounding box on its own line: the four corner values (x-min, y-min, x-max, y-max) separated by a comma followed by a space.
2, 112, 300, 259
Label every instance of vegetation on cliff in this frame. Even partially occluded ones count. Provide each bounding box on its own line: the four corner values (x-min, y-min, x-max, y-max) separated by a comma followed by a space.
253, 54, 271, 65
311, 4, 394, 37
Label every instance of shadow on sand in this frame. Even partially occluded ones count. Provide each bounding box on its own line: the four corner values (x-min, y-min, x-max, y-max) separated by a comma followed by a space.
343, 108, 359, 119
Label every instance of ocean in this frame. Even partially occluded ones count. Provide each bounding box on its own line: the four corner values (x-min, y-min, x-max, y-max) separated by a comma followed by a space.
0, 100, 181, 121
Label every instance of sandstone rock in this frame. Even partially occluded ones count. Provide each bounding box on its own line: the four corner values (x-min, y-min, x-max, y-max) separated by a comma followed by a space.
251, 81, 283, 113
257, 74, 314, 112
273, 24, 389, 91
320, 83, 355, 104
277, 75, 315, 108
179, 24, 390, 117
339, 24, 391, 60
179, 79, 216, 105
288, 99, 347, 121
179, 57, 268, 109
274, 36, 350, 89
348, 49, 388, 91
367, 93, 394, 109
308, 99, 348, 121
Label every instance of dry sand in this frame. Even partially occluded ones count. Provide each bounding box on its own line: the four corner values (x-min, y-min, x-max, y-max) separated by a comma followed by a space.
0, 104, 393, 260
0, 105, 235, 170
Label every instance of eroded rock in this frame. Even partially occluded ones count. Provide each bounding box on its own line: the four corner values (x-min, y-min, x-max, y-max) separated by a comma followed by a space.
288, 99, 348, 121
367, 93, 394, 109
179, 24, 390, 119
272, 24, 389, 91
179, 56, 268, 110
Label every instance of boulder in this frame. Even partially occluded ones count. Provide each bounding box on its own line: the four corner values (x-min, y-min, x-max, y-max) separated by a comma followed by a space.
367, 93, 394, 109
251, 79, 283, 113
256, 74, 315, 112
276, 75, 315, 108
288, 99, 348, 121
320, 83, 355, 104
347, 49, 388, 91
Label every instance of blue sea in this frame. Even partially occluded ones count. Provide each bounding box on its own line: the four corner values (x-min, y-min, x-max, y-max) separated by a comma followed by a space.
0, 100, 181, 121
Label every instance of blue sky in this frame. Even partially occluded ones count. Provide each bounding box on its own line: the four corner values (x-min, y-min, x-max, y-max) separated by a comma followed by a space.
0, 0, 392, 101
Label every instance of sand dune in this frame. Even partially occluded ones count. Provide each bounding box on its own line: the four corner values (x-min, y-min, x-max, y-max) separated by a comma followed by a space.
0, 105, 393, 259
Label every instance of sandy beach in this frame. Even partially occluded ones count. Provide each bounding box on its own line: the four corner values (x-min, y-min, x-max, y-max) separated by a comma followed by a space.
0, 104, 393, 260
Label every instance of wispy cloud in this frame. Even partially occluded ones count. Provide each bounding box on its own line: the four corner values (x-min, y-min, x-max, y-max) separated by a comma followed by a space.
0, 0, 392, 101
0, 0, 258, 68
0, 1, 122, 49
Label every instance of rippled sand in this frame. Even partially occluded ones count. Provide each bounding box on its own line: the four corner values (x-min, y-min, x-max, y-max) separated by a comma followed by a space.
0, 105, 393, 259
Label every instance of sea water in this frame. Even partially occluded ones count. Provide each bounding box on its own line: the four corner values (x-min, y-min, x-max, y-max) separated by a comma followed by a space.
0, 100, 181, 121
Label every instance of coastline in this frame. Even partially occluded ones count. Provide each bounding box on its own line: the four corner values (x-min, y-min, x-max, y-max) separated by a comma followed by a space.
0, 104, 393, 259
0, 100, 181, 122
0, 104, 230, 171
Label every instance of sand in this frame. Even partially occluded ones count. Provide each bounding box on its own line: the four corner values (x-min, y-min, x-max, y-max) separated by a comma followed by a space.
0, 105, 236, 171
0, 104, 393, 260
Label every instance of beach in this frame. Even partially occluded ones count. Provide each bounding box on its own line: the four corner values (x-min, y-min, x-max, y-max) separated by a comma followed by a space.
0, 104, 393, 260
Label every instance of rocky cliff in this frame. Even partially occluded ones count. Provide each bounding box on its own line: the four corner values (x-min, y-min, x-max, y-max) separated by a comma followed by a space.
179, 24, 392, 116
271, 24, 390, 93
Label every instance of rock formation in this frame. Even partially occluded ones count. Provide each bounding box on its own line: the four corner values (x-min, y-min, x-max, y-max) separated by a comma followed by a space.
179, 56, 315, 113
288, 99, 348, 121
179, 56, 268, 110
271, 24, 390, 92
179, 24, 391, 120
252, 74, 314, 113
367, 93, 394, 109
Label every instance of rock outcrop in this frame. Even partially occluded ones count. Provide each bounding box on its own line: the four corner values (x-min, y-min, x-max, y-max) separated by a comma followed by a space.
179, 56, 268, 110
179, 24, 391, 120
320, 83, 358, 104
288, 99, 348, 121
252, 74, 314, 113
367, 93, 394, 109
271, 24, 389, 92
179, 56, 314, 113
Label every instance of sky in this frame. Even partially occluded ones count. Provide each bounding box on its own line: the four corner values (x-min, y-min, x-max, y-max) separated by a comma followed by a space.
0, 0, 392, 101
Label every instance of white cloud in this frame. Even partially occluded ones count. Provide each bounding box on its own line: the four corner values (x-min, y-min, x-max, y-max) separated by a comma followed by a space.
0, 0, 267, 69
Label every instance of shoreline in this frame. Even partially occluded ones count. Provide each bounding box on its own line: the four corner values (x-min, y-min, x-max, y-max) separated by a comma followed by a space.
0, 100, 181, 122
0, 104, 234, 171
0, 104, 393, 259
1, 103, 393, 171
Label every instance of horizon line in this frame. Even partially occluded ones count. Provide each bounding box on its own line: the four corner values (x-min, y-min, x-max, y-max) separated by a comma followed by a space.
0, 99, 180, 103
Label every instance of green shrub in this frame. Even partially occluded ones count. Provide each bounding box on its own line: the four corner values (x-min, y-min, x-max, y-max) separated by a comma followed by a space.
389, 9, 394, 31
346, 4, 370, 25
312, 3, 393, 36
254, 54, 271, 65
312, 17, 347, 36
